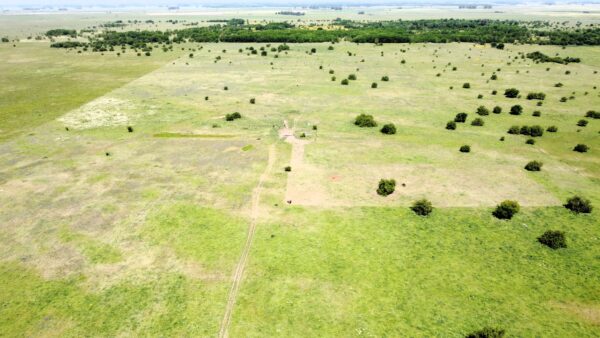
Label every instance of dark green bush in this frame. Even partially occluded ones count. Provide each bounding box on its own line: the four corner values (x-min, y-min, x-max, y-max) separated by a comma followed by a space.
127, 126, 134, 133
250, 98, 256, 104
510, 105, 523, 115
460, 145, 471, 153
446, 121, 457, 130
538, 230, 567, 249
585, 110, 600, 119
504, 88, 519, 98
355, 114, 377, 127
377, 179, 396, 196
493, 106, 502, 114
284, 166, 291, 172
546, 126, 557, 132
507, 125, 520, 134
490, 74, 497, 80
526, 138, 535, 145
371, 82, 378, 88
532, 110, 541, 117
476, 106, 490, 116
225, 112, 242, 121
524, 161, 542, 171
381, 75, 389, 81
454, 113, 468, 123
493, 200, 520, 219
577, 119, 588, 127
411, 199, 433, 216
471, 118, 484, 126
466, 327, 506, 338
564, 195, 593, 213
380, 123, 396, 135
463, 82, 470, 89
348, 74, 357, 80
526, 92, 546, 100
573, 144, 589, 153
529, 125, 544, 137
341, 78, 349, 85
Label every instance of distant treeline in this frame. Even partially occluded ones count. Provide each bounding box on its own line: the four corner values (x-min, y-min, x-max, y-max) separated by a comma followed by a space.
526, 51, 581, 64
276, 11, 305, 16
50, 19, 600, 51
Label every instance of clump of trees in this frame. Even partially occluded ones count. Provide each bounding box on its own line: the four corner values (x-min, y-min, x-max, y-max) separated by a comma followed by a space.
493, 200, 520, 219
46, 28, 77, 37
226, 112, 242, 121
526, 51, 580, 64
454, 113, 468, 123
377, 179, 396, 196
538, 230, 567, 249
504, 88, 519, 98
519, 125, 544, 137
573, 144, 589, 153
524, 161, 542, 171
564, 196, 593, 213
380, 123, 396, 134
355, 114, 377, 127
411, 199, 433, 216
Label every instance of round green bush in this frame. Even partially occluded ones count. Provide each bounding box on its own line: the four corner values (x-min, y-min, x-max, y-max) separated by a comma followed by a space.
493, 200, 520, 219
348, 74, 357, 80
504, 88, 519, 98
454, 113, 468, 123
411, 199, 433, 216
371, 82, 378, 88
446, 121, 457, 130
381, 75, 389, 81
341, 78, 349, 85
476, 106, 490, 116
577, 119, 588, 127
493, 106, 502, 114
524, 161, 542, 171
564, 196, 593, 214
377, 179, 396, 196
460, 145, 471, 153
532, 110, 541, 117
510, 105, 523, 115
507, 126, 520, 134
355, 114, 377, 127
284, 166, 292, 172
538, 230, 567, 249
380, 123, 396, 135
547, 126, 558, 132
526, 138, 535, 145
471, 118, 484, 126
463, 82, 470, 89
573, 144, 589, 153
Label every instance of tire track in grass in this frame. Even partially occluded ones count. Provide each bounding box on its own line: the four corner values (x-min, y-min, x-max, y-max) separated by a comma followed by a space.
218, 144, 275, 338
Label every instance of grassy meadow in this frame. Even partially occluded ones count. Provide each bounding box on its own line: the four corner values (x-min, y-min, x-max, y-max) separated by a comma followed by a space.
0, 12, 599, 337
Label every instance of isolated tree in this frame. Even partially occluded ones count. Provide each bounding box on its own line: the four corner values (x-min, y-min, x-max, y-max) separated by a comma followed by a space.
585, 110, 600, 119
284, 166, 292, 172
250, 98, 256, 104
127, 126, 134, 132
380, 123, 396, 135
524, 161, 542, 171
573, 144, 589, 153
538, 230, 567, 249
471, 118, 484, 126
504, 88, 519, 98
510, 105, 523, 115
377, 179, 396, 196
529, 125, 544, 137
411, 199, 433, 216
355, 114, 377, 127
564, 196, 593, 214
493, 106, 502, 114
532, 110, 541, 117
493, 200, 520, 219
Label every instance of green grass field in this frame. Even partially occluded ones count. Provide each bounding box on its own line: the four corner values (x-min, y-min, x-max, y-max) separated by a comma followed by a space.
0, 11, 599, 337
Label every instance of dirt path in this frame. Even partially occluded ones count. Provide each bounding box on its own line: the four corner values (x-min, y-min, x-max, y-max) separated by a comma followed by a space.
218, 144, 276, 338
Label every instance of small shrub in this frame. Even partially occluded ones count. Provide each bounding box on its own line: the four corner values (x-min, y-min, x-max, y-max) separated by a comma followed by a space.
284, 166, 291, 172
538, 230, 567, 249
380, 123, 396, 135
459, 145, 471, 153
532, 110, 541, 117
348, 74, 357, 80
504, 88, 519, 98
510, 105, 523, 115
490, 74, 497, 80
463, 82, 471, 89
224, 86, 228, 91
377, 179, 396, 196
507, 125, 520, 134
524, 161, 542, 171
205, 96, 209, 101
371, 82, 378, 88
471, 118, 484, 126
127, 126, 134, 133
466, 327, 506, 338
454, 113, 467, 123
446, 121, 457, 130
381, 75, 389, 81
355, 114, 377, 127
493, 106, 502, 114
225, 112, 242, 121
564, 195, 593, 213
332, 76, 336, 81
547, 125, 557, 132
250, 98, 256, 104
529, 125, 544, 137
493, 200, 520, 219
573, 144, 588, 153
526, 92, 546, 100
476, 106, 490, 116
526, 138, 535, 145
411, 199, 433, 216
341, 78, 349, 85
577, 119, 588, 127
